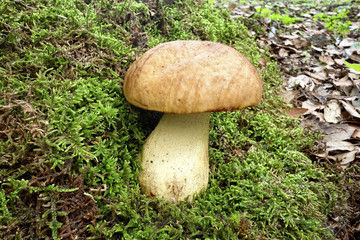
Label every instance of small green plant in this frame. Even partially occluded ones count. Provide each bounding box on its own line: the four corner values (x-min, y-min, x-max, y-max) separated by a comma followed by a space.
313, 10, 353, 36
256, 7, 273, 18
256, 8, 303, 25
41, 195, 66, 240
0, 190, 12, 224
269, 13, 303, 25
345, 61, 360, 72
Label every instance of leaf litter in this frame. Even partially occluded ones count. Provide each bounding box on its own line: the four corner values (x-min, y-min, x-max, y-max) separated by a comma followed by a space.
229, 0, 360, 239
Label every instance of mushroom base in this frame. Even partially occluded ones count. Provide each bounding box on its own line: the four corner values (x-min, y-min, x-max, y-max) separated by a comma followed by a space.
139, 112, 210, 204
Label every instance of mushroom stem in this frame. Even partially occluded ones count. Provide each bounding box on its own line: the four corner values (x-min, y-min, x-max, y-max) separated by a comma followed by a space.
139, 112, 210, 203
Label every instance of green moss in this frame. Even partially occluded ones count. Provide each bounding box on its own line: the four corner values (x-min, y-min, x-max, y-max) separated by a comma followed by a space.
0, 0, 345, 239
208, 110, 335, 239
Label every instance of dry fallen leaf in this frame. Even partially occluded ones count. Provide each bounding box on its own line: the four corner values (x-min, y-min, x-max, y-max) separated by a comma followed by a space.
311, 111, 326, 122
335, 150, 357, 165
319, 54, 335, 65
339, 38, 358, 48
334, 58, 345, 65
350, 53, 360, 63
351, 128, 360, 138
286, 75, 315, 91
286, 107, 308, 118
279, 48, 289, 58
258, 57, 267, 66
315, 83, 333, 97
348, 72, 360, 81
302, 100, 324, 114
280, 90, 297, 104
303, 71, 327, 81
333, 75, 353, 87
280, 35, 311, 49
322, 123, 358, 142
326, 140, 355, 152
324, 100, 342, 123
340, 100, 360, 118
293, 37, 311, 49
351, 87, 360, 111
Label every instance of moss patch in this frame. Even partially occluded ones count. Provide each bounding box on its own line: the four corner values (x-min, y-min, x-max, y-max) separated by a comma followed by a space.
0, 0, 345, 239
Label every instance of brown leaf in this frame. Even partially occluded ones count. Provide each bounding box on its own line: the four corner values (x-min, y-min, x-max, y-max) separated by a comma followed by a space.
279, 48, 289, 58
340, 100, 360, 118
319, 54, 335, 65
351, 87, 360, 111
286, 107, 308, 118
281, 34, 310, 49
350, 53, 360, 63
287, 75, 315, 91
303, 71, 327, 81
292, 38, 311, 49
258, 57, 267, 66
280, 90, 297, 104
301, 100, 324, 114
324, 100, 342, 123
326, 48, 342, 57
335, 150, 357, 165
349, 73, 360, 82
310, 111, 326, 122
283, 39, 294, 46
315, 83, 333, 96
271, 41, 301, 53
326, 140, 355, 152
351, 129, 360, 138
322, 124, 357, 142
334, 58, 345, 65
333, 75, 353, 87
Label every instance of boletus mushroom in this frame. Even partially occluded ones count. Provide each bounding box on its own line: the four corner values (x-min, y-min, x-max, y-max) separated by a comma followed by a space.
123, 40, 262, 203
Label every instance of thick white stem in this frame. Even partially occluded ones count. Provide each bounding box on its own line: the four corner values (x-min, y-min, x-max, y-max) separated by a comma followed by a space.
139, 113, 210, 203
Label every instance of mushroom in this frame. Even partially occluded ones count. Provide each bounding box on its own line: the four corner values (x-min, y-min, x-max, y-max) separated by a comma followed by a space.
123, 40, 262, 203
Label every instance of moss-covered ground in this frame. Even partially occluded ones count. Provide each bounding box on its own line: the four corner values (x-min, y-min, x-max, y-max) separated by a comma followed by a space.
0, 0, 347, 239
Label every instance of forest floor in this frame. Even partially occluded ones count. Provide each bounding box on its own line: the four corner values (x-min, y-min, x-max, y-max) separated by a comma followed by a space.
237, 0, 360, 239
1, 0, 360, 239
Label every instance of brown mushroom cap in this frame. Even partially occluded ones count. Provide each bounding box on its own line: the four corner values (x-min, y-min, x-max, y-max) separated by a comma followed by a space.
123, 40, 263, 114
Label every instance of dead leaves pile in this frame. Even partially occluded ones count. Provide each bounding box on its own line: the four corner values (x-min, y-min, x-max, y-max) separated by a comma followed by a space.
231, 1, 360, 169
278, 35, 360, 170
228, 1, 360, 239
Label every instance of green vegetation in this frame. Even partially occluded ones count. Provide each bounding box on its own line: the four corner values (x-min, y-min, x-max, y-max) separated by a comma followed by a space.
253, 2, 354, 36
345, 61, 360, 72
256, 7, 274, 18
313, 10, 353, 36
255, 7, 303, 25
269, 13, 304, 25
0, 0, 345, 239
